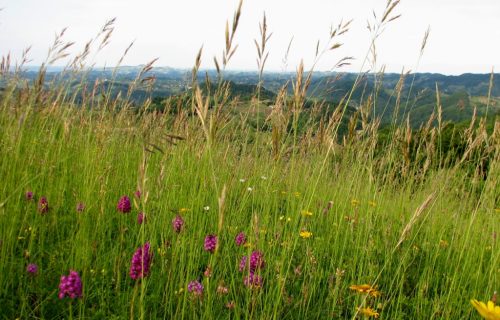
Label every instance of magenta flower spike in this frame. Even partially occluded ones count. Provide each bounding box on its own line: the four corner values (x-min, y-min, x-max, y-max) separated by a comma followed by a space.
204, 235, 218, 253
117, 196, 131, 213
58, 270, 82, 299
25, 191, 34, 201
137, 212, 145, 224
27, 263, 38, 275
172, 215, 184, 233
235, 232, 246, 246
134, 190, 141, 199
187, 280, 204, 296
76, 202, 85, 213
239, 251, 265, 272
129, 242, 152, 280
38, 197, 49, 214
243, 272, 263, 288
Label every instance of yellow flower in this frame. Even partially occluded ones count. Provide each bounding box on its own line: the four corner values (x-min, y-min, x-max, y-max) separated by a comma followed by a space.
358, 307, 379, 318
471, 299, 500, 320
350, 284, 382, 298
351, 199, 360, 207
299, 231, 313, 239
368, 201, 377, 207
157, 247, 166, 256
301, 210, 313, 217
294, 191, 301, 198
179, 208, 190, 213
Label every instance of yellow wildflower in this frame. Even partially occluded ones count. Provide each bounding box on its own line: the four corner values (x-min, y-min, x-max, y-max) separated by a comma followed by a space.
300, 231, 313, 239
294, 192, 301, 198
358, 307, 379, 318
279, 216, 292, 222
351, 199, 360, 207
368, 201, 377, 207
301, 210, 313, 217
470, 299, 500, 320
179, 208, 190, 213
350, 284, 382, 298
157, 247, 166, 256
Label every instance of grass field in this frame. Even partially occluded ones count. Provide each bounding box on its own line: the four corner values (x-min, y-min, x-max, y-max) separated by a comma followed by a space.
0, 1, 499, 319
0, 76, 498, 319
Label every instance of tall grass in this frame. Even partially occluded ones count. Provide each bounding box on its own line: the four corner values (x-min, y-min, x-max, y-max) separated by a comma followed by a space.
0, 1, 498, 319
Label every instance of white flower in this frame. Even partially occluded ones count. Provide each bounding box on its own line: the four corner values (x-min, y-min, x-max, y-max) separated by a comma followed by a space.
203, 206, 210, 211
261, 176, 268, 180
239, 178, 246, 183
247, 187, 253, 192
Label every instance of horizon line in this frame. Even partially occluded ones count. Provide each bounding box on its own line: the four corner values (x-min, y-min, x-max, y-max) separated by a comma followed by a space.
18, 65, 499, 77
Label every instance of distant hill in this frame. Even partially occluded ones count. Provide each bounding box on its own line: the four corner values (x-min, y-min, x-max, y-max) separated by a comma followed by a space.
200, 80, 277, 102
7, 67, 500, 127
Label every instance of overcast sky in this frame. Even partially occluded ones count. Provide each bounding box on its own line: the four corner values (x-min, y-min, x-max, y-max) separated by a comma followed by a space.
0, 0, 499, 75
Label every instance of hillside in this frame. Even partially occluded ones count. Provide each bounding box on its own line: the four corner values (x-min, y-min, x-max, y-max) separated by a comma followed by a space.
3, 69, 499, 129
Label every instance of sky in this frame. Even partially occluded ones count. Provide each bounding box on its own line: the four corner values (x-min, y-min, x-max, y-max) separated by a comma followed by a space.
0, 0, 499, 75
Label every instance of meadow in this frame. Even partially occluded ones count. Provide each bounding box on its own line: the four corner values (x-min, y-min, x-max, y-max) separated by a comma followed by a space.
0, 1, 499, 319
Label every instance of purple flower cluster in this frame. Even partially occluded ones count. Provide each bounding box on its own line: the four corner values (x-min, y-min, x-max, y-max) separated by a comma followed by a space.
58, 270, 82, 299
76, 202, 85, 213
26, 263, 38, 275
172, 215, 184, 233
187, 280, 203, 296
243, 273, 263, 288
38, 197, 49, 214
137, 212, 145, 225
117, 196, 131, 213
130, 242, 152, 280
25, 191, 34, 201
204, 235, 218, 253
239, 251, 265, 272
239, 251, 265, 288
235, 232, 246, 246
134, 190, 141, 199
